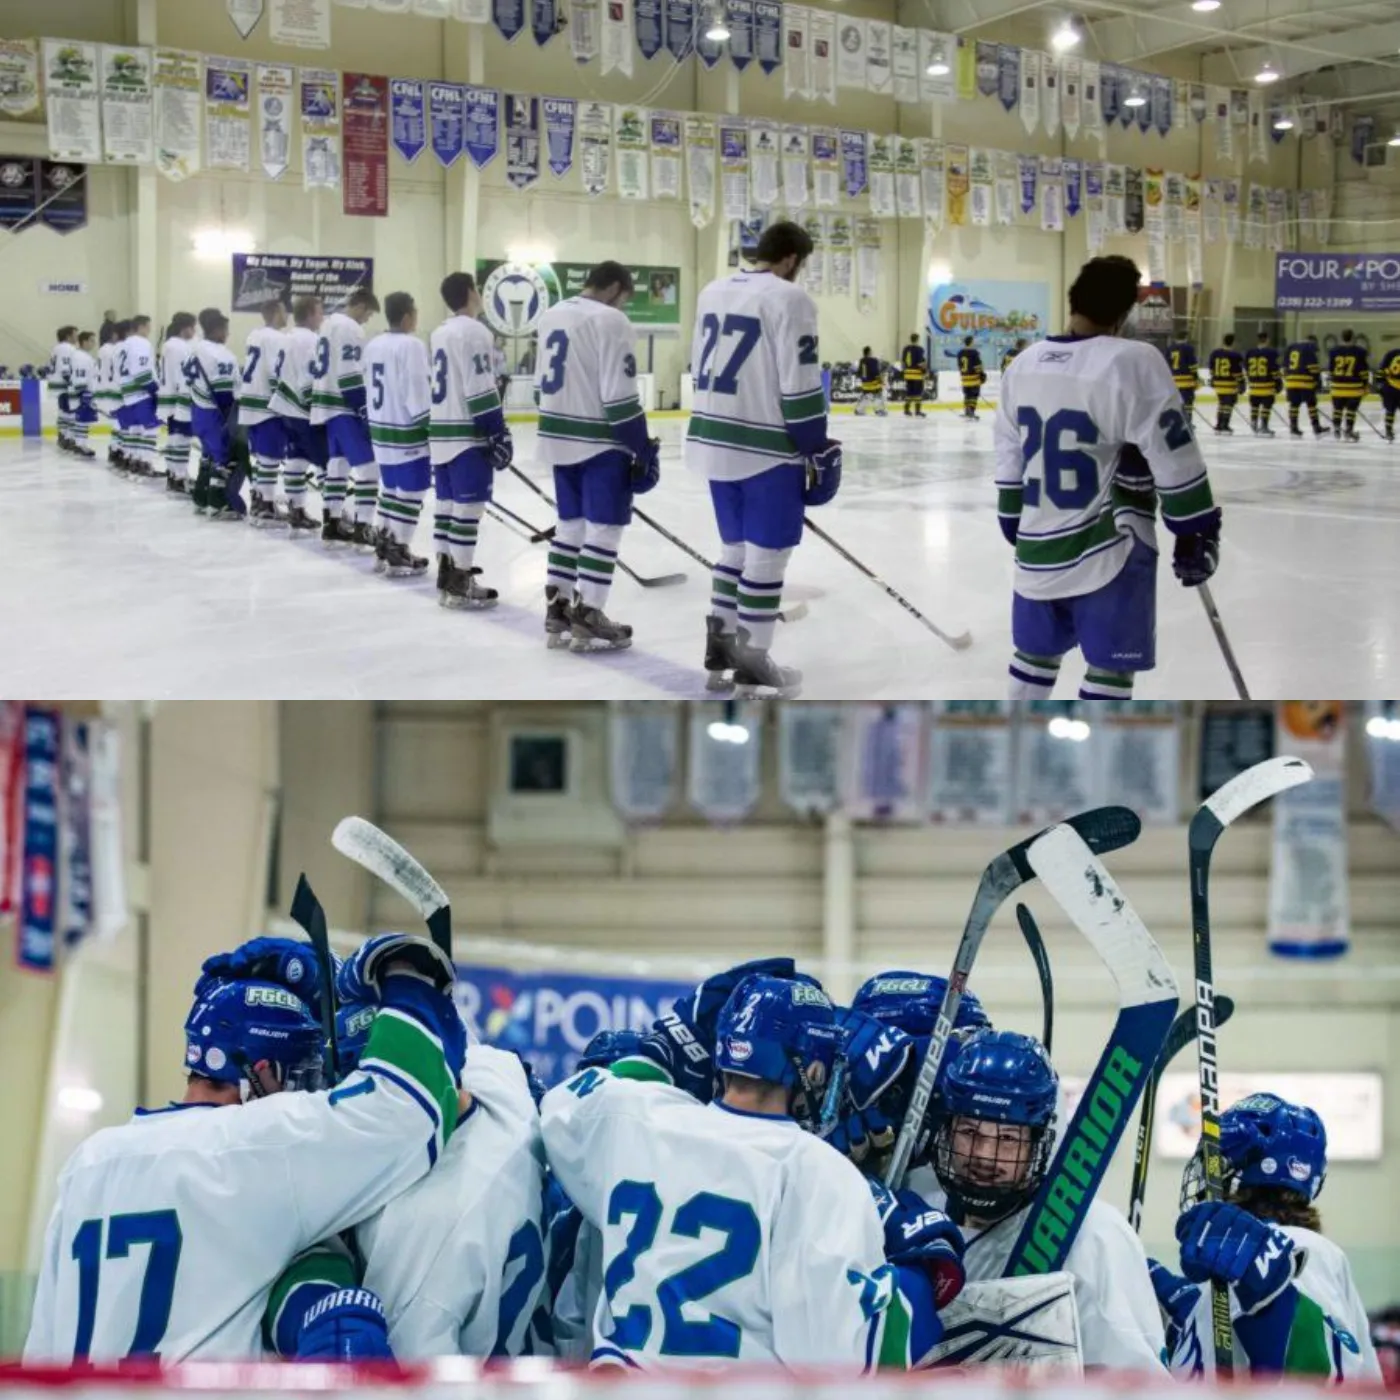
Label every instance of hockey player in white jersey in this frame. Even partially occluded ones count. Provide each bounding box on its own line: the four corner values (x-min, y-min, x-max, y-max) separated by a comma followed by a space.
94, 321, 125, 468
67, 331, 99, 460
363, 291, 432, 579
687, 222, 842, 699
117, 315, 161, 478
1151, 1093, 1380, 1381
159, 313, 198, 495
311, 287, 381, 550
23, 930, 465, 1363
186, 308, 246, 520
269, 295, 327, 533
48, 325, 77, 453
540, 964, 957, 1371
995, 255, 1222, 701
429, 272, 514, 610
241, 299, 290, 528
535, 261, 659, 652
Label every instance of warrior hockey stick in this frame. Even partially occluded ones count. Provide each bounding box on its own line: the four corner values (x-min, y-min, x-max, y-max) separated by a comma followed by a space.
289, 873, 339, 1085
803, 515, 972, 652
1197, 583, 1249, 700
883, 805, 1142, 1190
1003, 824, 1179, 1278
1015, 902, 1054, 1053
1189, 755, 1312, 1376
1126, 993, 1235, 1235
331, 815, 453, 959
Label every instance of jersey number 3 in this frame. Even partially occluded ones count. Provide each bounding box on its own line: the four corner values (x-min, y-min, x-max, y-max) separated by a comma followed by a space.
71, 1209, 183, 1360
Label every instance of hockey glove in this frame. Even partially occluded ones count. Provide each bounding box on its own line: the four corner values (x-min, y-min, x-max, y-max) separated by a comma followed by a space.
826, 1009, 914, 1163
338, 931, 456, 1002
869, 1179, 966, 1309
297, 1286, 395, 1363
803, 441, 843, 507
1171, 519, 1221, 587
1148, 1258, 1201, 1333
631, 437, 661, 495
998, 513, 1020, 547
198, 937, 324, 1018
487, 432, 515, 472
1177, 1200, 1300, 1315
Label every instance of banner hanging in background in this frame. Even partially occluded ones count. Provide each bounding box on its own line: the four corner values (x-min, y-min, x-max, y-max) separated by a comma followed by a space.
270, 0, 332, 46
16, 707, 61, 973
1275, 252, 1400, 314
845, 704, 925, 823
927, 278, 1049, 376
927, 703, 1012, 825
300, 67, 341, 189
1197, 705, 1275, 800
44, 41, 102, 164
506, 92, 541, 190
777, 705, 845, 815
1099, 702, 1179, 824
687, 703, 762, 823
58, 719, 93, 951
0, 156, 39, 229
455, 963, 690, 1086
1268, 703, 1349, 958
0, 40, 41, 120
608, 703, 679, 821
154, 48, 203, 181
0, 705, 22, 917
1013, 703, 1097, 824
231, 251, 374, 310
257, 63, 294, 180
342, 72, 388, 215
206, 58, 253, 171
390, 78, 425, 162
99, 44, 154, 165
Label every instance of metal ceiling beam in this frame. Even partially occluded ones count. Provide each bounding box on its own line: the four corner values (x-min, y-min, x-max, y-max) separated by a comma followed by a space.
1201, 17, 1400, 83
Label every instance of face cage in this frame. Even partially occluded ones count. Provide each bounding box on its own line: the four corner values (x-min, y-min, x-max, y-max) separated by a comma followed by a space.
933, 1117, 1055, 1224
235, 1049, 326, 1098
1180, 1142, 1324, 1210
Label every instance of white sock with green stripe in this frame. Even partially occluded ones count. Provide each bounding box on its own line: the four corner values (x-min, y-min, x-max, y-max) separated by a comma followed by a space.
737, 545, 790, 650
323, 456, 349, 517
164, 429, 192, 479
448, 501, 482, 569
283, 456, 308, 504
578, 524, 623, 609
350, 465, 379, 525
379, 489, 424, 545
1079, 667, 1134, 700
711, 542, 744, 634
253, 455, 280, 500
1008, 650, 1062, 699
548, 516, 583, 592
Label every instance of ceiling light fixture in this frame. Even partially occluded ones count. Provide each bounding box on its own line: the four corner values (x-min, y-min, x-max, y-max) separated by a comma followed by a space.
704, 9, 730, 41
1124, 82, 1147, 109
1255, 60, 1280, 84
1390, 131, 1400, 147
926, 42, 951, 76
1273, 113, 1294, 130
1050, 19, 1080, 52
1191, 0, 1221, 11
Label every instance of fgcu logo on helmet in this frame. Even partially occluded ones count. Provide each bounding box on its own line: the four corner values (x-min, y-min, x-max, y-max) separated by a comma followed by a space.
869, 976, 931, 996
792, 983, 832, 1008
245, 985, 305, 1013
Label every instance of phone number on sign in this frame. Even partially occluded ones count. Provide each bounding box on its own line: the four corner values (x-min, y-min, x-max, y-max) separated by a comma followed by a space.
1276, 296, 1360, 310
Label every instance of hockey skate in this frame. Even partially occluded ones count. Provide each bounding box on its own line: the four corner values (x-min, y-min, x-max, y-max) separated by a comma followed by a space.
165, 473, 187, 495
1345, 429, 1361, 443
73, 444, 96, 460
249, 495, 285, 529
285, 503, 318, 532
348, 520, 378, 553
545, 585, 573, 648
704, 616, 737, 692
320, 515, 352, 547
569, 599, 632, 652
440, 563, 498, 610
380, 534, 430, 578
732, 626, 801, 699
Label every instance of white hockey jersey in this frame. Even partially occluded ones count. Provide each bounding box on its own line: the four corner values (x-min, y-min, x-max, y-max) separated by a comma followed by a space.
363, 331, 431, 468
685, 270, 827, 483
95, 343, 120, 414
534, 297, 646, 468
119, 334, 156, 407
310, 311, 366, 425
1166, 1226, 1381, 1381
240, 325, 288, 426
186, 340, 239, 414
958, 1199, 1164, 1371
69, 349, 96, 398
428, 315, 503, 464
540, 1062, 917, 1372
270, 327, 319, 422
550, 1218, 603, 1362
49, 341, 75, 388
23, 1006, 459, 1364
993, 334, 1218, 601
357, 1045, 548, 1358
159, 337, 193, 417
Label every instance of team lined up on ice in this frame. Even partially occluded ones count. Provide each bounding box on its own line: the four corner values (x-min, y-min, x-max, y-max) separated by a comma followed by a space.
24, 929, 1377, 1378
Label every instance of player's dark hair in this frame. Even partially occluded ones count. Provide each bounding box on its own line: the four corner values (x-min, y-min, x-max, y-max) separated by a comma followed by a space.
56, 325, 76, 342
585, 260, 634, 295
168, 312, 197, 338
755, 220, 813, 267
260, 299, 284, 323
862, 345, 871, 356
198, 308, 229, 337
1231, 1184, 1322, 1235
385, 291, 415, 328
115, 320, 133, 339
292, 295, 321, 326
1307, 333, 1318, 344
1341, 328, 1354, 343
98, 322, 118, 346
131, 314, 151, 332
1067, 255, 1141, 328
348, 288, 380, 313
78, 331, 95, 349
1223, 333, 1236, 347
963, 335, 974, 346
909, 332, 920, 343
440, 272, 476, 312
1257, 331, 1269, 344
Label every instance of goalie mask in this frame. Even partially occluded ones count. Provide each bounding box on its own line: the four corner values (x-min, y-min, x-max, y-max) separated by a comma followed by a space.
932, 1030, 1058, 1224
1181, 1092, 1328, 1210
184, 979, 325, 1099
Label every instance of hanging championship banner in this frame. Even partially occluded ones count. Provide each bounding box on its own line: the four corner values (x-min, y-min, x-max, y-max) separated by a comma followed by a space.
1267, 186, 1287, 251
571, 0, 599, 62
414, 0, 453, 14
505, 93, 540, 189
1190, 83, 1206, 123
603, 0, 633, 75
650, 111, 681, 199
429, 82, 465, 166
43, 41, 102, 163
755, 0, 782, 75
608, 704, 679, 821
1082, 58, 1101, 136
784, 6, 810, 99
919, 31, 954, 103
0, 40, 40, 120
1061, 55, 1080, 138
727, 0, 755, 71
895, 137, 920, 218
970, 147, 992, 227
1268, 704, 1348, 959
1124, 165, 1143, 233
1315, 185, 1331, 246
751, 120, 780, 209
1365, 702, 1400, 831
810, 10, 835, 103
257, 63, 293, 180
58, 719, 94, 953
1174, 78, 1190, 130
1105, 162, 1124, 234
777, 706, 845, 816
390, 78, 425, 163
1249, 88, 1267, 163
634, 0, 663, 59
867, 133, 894, 217
1100, 62, 1120, 127
1152, 74, 1172, 136
1212, 88, 1231, 159
543, 95, 576, 177
1231, 86, 1249, 127
463, 85, 499, 170
866, 20, 892, 96
684, 113, 715, 224
781, 125, 809, 209
666, 0, 694, 61
614, 104, 648, 199
1019, 49, 1039, 131
155, 49, 203, 182
227, 0, 266, 38
206, 58, 253, 171
836, 17, 866, 90
1017, 152, 1037, 215
1297, 188, 1314, 242
946, 142, 969, 227
892, 27, 917, 104
342, 73, 388, 216
1269, 97, 1288, 145
0, 159, 39, 230
928, 704, 1013, 826
975, 41, 997, 99
828, 213, 852, 295
1040, 155, 1062, 231
687, 704, 762, 824
1043, 55, 1059, 136
1243, 182, 1263, 248
533, 0, 558, 44
798, 212, 824, 293
856, 217, 879, 313
1203, 177, 1221, 243
846, 705, 925, 823
1350, 115, 1375, 165
1224, 176, 1240, 242
1144, 169, 1164, 282
16, 708, 61, 974
1064, 156, 1081, 216
1097, 704, 1179, 825
840, 128, 867, 199
953, 35, 975, 100
998, 43, 1020, 112
579, 98, 610, 193
271, 0, 331, 46
299, 68, 340, 191
994, 150, 1016, 226
493, 0, 525, 40
696, 16, 722, 68
720, 120, 750, 219
99, 45, 154, 165
1014, 705, 1096, 824
1164, 171, 1184, 242
921, 138, 944, 234
40, 160, 87, 236
1085, 160, 1104, 252
1185, 179, 1204, 286
812, 127, 838, 207
1135, 72, 1151, 132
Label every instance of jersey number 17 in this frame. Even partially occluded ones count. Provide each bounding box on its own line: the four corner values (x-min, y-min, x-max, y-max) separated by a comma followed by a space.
70, 1209, 183, 1360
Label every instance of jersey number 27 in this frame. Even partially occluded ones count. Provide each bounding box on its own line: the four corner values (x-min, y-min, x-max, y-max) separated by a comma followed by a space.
70, 1209, 182, 1360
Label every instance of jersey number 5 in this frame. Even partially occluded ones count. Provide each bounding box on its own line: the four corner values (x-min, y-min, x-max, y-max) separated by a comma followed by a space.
370, 361, 386, 412
70, 1209, 183, 1360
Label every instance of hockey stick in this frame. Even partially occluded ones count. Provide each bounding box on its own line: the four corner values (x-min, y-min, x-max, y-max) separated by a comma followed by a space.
331, 815, 453, 959
1015, 903, 1054, 1053
289, 873, 339, 1085
883, 805, 1143, 1190
1357, 405, 1388, 441
1126, 993, 1235, 1234
485, 502, 539, 543
1196, 583, 1249, 700
1189, 755, 1313, 1376
1190, 405, 1215, 435
505, 464, 687, 589
804, 514, 972, 653
1004, 824, 1179, 1278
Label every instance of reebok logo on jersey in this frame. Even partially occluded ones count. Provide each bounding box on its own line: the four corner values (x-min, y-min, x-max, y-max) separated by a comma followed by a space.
1038, 351, 1073, 363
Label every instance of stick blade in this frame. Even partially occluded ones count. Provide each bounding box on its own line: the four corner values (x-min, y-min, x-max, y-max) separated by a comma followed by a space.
635, 572, 687, 589
1203, 756, 1313, 829
331, 816, 450, 925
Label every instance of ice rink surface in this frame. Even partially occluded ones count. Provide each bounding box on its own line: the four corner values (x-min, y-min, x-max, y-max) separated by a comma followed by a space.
3, 407, 1398, 699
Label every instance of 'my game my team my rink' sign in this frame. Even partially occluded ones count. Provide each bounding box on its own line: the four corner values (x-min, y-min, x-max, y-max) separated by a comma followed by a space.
1275, 251, 1400, 313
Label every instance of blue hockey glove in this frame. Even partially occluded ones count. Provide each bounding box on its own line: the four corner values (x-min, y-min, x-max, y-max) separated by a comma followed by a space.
631, 437, 661, 495
297, 1286, 395, 1362
1148, 1257, 1201, 1333
337, 932, 455, 1002
1177, 1200, 1299, 1315
826, 1009, 913, 1163
198, 937, 324, 1017
1172, 518, 1221, 587
803, 441, 843, 507
998, 513, 1020, 547
487, 432, 514, 471
870, 1180, 966, 1307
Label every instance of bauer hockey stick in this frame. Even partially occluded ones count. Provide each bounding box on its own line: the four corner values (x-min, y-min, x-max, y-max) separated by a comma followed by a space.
1196, 583, 1249, 700
1015, 902, 1054, 1054
883, 805, 1143, 1190
1189, 755, 1313, 1375
803, 515, 972, 652
1003, 824, 1179, 1278
1126, 993, 1235, 1234
289, 873, 340, 1084
332, 815, 453, 959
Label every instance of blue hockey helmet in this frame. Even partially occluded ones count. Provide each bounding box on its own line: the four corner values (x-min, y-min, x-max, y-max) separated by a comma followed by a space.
334, 999, 376, 1080
184, 978, 325, 1097
578, 1028, 647, 1070
852, 970, 991, 1038
932, 1029, 1059, 1223
1182, 1092, 1328, 1209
